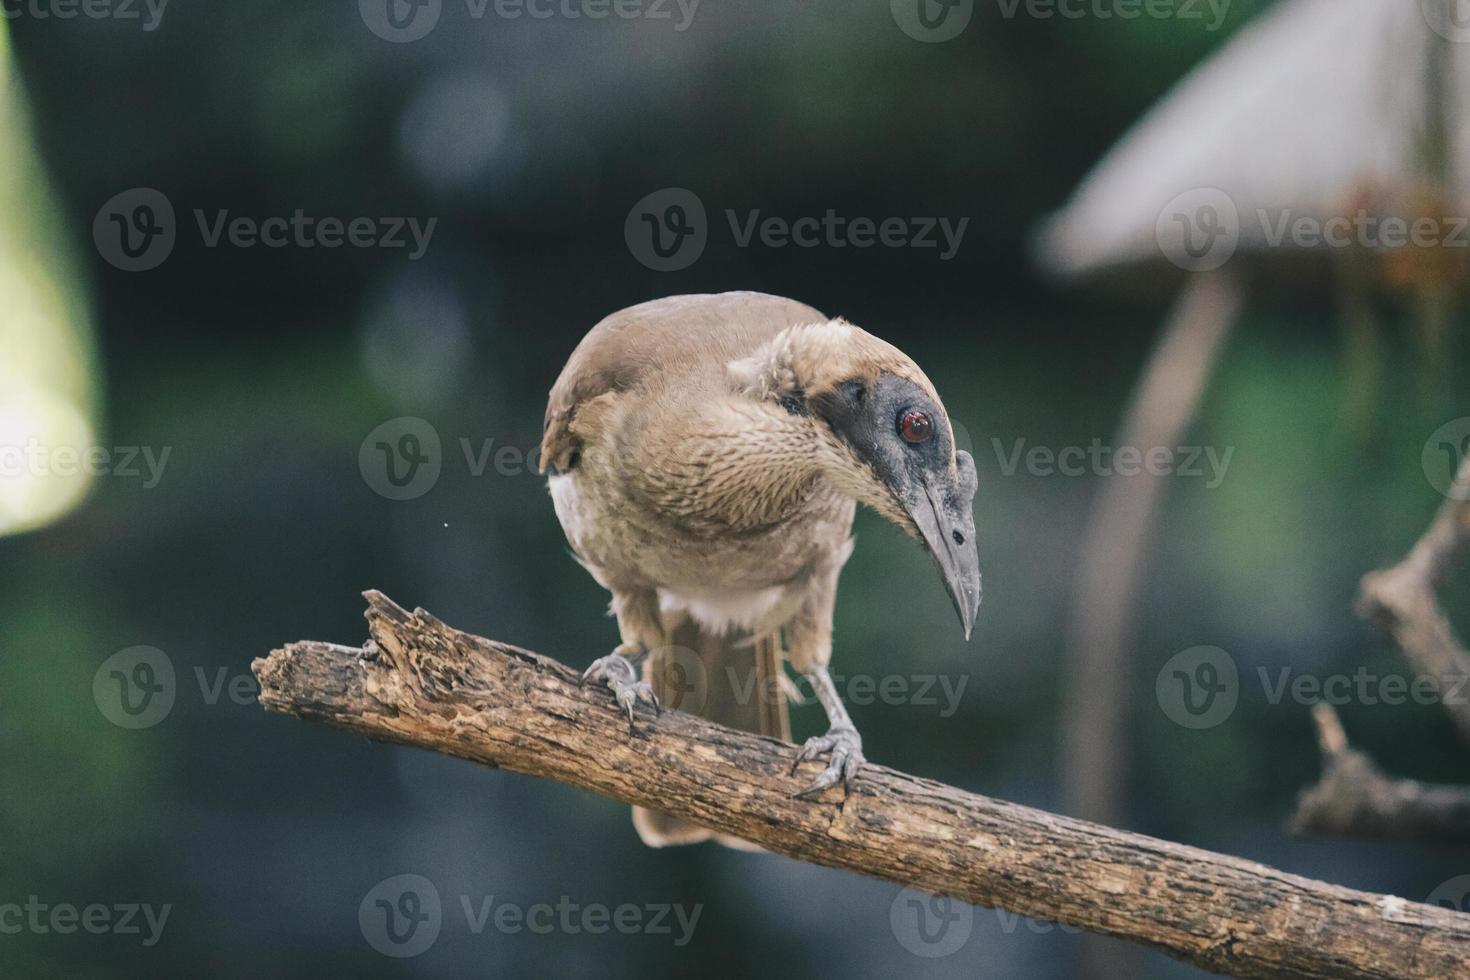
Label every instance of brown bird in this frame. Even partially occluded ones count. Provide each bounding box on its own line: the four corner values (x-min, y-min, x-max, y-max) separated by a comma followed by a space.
540, 291, 979, 846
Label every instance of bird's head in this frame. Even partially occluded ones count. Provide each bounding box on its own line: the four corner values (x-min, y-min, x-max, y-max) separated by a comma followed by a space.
730, 318, 981, 638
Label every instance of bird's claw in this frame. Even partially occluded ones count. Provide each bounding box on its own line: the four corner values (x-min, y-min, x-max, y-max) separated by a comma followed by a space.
582, 650, 660, 732
614, 680, 660, 731
790, 725, 864, 798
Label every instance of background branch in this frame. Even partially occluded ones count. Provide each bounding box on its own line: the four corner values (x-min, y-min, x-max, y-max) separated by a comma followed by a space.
254, 592, 1470, 980
1062, 270, 1242, 825
1356, 457, 1470, 748
1292, 460, 1470, 841
1060, 268, 1242, 979
1291, 704, 1470, 841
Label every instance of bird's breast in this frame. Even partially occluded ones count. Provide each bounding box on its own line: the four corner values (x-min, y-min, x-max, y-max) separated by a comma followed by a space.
547, 466, 855, 620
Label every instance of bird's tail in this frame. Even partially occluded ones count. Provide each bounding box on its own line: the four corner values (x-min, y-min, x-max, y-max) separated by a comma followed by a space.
634, 619, 790, 848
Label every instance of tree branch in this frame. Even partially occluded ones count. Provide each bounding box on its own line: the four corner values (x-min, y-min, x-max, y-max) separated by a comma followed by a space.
1356, 457, 1470, 748
252, 592, 1470, 980
1291, 704, 1470, 841
1293, 459, 1470, 841
1062, 270, 1242, 826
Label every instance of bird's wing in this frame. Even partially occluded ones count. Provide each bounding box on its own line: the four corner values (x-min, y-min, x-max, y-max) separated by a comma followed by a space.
539, 291, 825, 472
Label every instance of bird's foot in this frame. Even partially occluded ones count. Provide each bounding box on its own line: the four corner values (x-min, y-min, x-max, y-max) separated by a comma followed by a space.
790, 724, 864, 798
582, 645, 660, 733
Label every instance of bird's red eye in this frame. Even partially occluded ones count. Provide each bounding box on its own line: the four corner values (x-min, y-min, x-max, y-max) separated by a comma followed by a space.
899, 409, 933, 444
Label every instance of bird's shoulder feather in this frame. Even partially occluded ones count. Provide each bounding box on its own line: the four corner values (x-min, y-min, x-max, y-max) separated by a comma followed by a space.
539, 291, 825, 472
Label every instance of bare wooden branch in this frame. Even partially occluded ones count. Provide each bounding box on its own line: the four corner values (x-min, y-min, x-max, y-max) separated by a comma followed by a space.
1357, 457, 1470, 747
252, 592, 1470, 980
1291, 704, 1470, 842
1289, 461, 1470, 843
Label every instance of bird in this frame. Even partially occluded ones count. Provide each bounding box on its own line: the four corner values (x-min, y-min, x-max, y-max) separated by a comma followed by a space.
539, 291, 980, 846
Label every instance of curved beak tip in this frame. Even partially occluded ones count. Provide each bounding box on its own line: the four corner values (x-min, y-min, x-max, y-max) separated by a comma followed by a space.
904, 477, 981, 643
934, 543, 980, 641
956, 585, 979, 641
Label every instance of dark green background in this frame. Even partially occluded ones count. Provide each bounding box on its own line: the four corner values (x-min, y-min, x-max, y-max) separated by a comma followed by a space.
3, 1, 1467, 976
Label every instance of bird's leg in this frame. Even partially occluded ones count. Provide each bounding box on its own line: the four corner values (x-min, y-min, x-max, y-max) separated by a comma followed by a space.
582, 642, 660, 732
790, 664, 864, 797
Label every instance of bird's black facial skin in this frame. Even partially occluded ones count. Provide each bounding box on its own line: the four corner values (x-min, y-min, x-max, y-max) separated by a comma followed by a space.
814, 373, 982, 639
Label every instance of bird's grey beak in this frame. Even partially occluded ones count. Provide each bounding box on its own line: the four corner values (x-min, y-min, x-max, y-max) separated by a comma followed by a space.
905, 450, 981, 640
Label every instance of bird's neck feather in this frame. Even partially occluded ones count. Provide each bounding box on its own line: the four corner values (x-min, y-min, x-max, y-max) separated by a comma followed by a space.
629, 398, 852, 532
